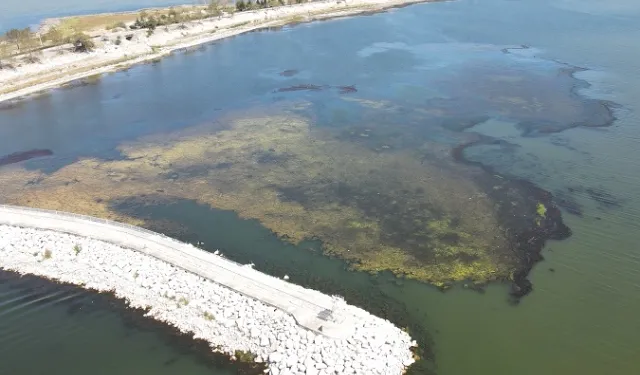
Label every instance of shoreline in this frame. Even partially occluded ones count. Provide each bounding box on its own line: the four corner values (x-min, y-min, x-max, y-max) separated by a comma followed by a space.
0, 0, 433, 105
0, 205, 416, 374
0, 269, 268, 374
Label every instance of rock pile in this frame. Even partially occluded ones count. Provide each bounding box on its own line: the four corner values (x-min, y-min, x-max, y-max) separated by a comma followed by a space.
0, 225, 415, 374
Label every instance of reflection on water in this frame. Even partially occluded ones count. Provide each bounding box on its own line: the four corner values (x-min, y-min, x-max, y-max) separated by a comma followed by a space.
0, 34, 606, 297
1, 0, 640, 374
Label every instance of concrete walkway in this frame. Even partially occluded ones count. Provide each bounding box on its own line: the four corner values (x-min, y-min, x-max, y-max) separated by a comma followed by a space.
0, 204, 357, 338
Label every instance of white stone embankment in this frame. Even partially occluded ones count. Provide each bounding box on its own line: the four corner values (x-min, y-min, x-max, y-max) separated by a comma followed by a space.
0, 210, 416, 374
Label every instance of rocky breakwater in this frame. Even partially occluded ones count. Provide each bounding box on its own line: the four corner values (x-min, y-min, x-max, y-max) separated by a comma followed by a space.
0, 224, 415, 374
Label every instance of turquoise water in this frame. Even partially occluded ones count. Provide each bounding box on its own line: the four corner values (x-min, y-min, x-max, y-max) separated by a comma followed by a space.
2, 0, 640, 374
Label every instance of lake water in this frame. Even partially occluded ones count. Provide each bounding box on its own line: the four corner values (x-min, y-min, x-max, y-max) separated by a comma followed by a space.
1, 0, 640, 374
0, 0, 197, 32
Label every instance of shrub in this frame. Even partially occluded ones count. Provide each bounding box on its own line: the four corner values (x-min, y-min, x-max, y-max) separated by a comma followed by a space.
21, 54, 41, 64
69, 33, 95, 52
203, 311, 215, 321
43, 27, 64, 45
234, 350, 257, 363
115, 36, 122, 45
43, 249, 52, 259
73, 244, 82, 255
106, 21, 127, 30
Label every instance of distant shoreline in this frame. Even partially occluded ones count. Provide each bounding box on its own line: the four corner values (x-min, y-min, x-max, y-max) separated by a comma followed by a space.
0, 0, 434, 104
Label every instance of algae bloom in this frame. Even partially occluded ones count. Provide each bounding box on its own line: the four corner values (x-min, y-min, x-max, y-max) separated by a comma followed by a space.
0, 110, 567, 294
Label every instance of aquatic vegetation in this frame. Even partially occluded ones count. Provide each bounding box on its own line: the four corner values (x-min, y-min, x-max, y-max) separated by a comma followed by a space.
233, 350, 256, 363
536, 203, 547, 218
0, 149, 52, 167
553, 191, 583, 216
338, 85, 358, 94
276, 84, 324, 92
584, 187, 622, 208
203, 311, 215, 321
279, 69, 299, 77
0, 113, 537, 290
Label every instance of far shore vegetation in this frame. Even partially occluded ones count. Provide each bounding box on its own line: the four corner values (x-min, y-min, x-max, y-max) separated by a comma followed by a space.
0, 0, 316, 70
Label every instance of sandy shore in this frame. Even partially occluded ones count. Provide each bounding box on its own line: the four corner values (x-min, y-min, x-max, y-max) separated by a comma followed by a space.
0, 0, 432, 104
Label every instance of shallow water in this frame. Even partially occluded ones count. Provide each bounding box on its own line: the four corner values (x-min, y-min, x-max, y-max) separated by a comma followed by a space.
0, 0, 190, 32
2, 0, 640, 374
0, 272, 254, 375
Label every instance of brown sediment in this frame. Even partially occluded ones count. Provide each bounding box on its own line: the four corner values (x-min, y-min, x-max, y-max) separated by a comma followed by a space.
0, 269, 266, 374
0, 149, 53, 167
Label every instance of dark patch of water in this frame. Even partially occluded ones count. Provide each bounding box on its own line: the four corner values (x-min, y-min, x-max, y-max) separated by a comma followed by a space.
452, 140, 571, 300
0, 149, 53, 167
279, 69, 299, 77
109, 196, 438, 374
0, 269, 266, 375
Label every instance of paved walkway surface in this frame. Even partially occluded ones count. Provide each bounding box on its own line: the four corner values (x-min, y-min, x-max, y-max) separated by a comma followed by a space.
0, 204, 357, 338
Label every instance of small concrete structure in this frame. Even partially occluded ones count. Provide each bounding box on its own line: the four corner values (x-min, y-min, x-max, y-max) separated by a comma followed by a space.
0, 204, 356, 338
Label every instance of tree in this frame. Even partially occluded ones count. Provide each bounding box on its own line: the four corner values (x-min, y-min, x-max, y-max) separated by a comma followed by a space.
21, 35, 41, 63
0, 41, 12, 69
5, 29, 21, 51
43, 27, 65, 45
208, 0, 223, 17
5, 28, 32, 52
70, 33, 95, 52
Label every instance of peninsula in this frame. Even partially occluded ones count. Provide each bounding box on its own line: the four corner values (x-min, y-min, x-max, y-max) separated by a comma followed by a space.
0, 204, 416, 374
0, 0, 431, 104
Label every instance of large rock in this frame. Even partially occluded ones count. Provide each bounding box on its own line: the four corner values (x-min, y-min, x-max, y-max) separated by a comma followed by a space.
269, 352, 284, 363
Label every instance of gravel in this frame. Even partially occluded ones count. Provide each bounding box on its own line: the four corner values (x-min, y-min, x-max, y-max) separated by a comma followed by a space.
0, 224, 416, 374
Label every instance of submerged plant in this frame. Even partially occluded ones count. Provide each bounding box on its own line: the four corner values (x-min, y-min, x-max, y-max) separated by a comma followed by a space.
536, 202, 547, 218
234, 350, 256, 363
2, 113, 567, 295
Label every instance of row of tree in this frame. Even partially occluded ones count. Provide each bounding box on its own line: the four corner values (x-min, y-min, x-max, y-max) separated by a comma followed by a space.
129, 2, 234, 32
1, 26, 95, 69
4, 28, 40, 53
236, 0, 305, 12
129, 0, 306, 33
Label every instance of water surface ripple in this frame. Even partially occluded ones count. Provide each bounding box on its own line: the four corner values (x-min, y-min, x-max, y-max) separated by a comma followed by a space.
1, 0, 640, 374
